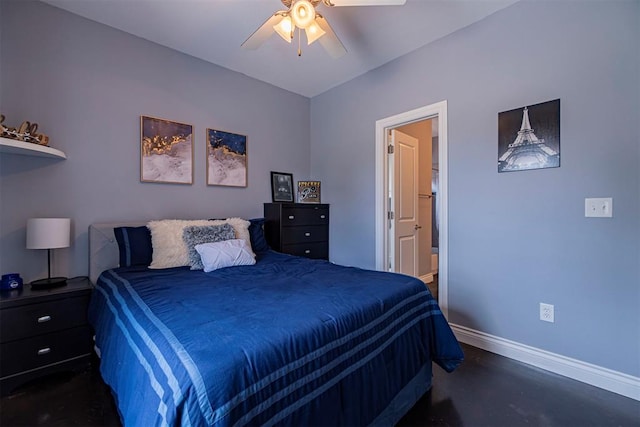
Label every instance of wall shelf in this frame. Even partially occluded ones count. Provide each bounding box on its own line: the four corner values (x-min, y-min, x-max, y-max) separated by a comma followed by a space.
0, 136, 66, 159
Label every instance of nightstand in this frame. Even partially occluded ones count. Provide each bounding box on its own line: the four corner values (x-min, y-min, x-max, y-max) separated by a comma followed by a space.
264, 203, 330, 260
0, 277, 93, 396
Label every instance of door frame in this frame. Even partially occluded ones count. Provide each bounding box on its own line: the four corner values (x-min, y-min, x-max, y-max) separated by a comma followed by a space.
375, 100, 449, 316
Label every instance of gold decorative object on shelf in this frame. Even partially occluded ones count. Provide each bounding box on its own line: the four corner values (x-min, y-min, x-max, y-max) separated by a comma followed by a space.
0, 114, 50, 146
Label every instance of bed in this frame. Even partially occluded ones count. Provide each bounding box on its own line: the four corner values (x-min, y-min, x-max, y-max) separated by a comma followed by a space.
88, 220, 463, 426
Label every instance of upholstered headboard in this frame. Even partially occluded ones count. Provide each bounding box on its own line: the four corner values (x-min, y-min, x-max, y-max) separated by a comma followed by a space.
89, 222, 147, 284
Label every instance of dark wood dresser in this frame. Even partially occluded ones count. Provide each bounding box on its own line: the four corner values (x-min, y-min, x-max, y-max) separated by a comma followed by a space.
0, 277, 93, 396
264, 203, 330, 260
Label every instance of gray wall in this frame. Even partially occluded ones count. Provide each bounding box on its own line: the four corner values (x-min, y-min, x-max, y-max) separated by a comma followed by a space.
310, 0, 639, 376
0, 0, 310, 281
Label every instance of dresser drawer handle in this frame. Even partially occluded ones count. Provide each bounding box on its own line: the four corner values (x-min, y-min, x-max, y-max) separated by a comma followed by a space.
37, 315, 52, 323
305, 249, 311, 254
305, 232, 311, 237
288, 215, 295, 220
320, 215, 326, 219
37, 348, 51, 356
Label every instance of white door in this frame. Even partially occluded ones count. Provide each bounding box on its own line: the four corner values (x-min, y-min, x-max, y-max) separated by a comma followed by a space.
390, 129, 419, 276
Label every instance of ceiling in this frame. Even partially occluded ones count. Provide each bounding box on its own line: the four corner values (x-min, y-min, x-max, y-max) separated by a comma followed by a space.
42, 0, 518, 98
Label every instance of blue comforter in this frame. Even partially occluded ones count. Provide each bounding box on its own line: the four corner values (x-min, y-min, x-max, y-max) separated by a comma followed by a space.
89, 251, 462, 426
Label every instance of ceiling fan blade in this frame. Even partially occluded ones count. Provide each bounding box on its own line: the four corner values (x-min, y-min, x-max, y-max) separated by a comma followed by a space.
241, 13, 286, 50
327, 0, 406, 6
315, 15, 346, 58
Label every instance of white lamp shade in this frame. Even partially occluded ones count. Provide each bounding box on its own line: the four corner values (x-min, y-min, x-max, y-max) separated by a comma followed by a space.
305, 21, 325, 45
273, 16, 293, 42
26, 218, 71, 249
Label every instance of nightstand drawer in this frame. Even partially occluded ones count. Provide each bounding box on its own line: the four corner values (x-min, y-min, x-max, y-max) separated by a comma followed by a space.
281, 207, 329, 226
0, 326, 92, 377
282, 242, 329, 259
281, 225, 328, 245
0, 295, 90, 343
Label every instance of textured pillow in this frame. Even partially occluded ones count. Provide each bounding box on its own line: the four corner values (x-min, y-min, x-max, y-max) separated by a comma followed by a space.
195, 239, 256, 273
113, 226, 153, 267
210, 218, 254, 257
147, 218, 254, 269
183, 224, 236, 270
248, 218, 270, 253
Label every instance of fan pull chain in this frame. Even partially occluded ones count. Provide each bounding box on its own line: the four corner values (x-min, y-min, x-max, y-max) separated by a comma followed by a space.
298, 27, 302, 56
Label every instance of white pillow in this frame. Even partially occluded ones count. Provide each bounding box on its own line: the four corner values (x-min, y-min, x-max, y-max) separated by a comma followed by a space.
195, 239, 256, 272
147, 218, 254, 269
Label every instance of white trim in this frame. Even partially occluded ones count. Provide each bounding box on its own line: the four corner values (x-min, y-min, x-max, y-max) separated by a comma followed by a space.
375, 100, 448, 317
451, 324, 640, 401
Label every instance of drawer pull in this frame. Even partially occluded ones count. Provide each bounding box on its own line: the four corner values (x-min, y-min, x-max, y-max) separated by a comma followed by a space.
37, 348, 51, 356
320, 215, 326, 219
37, 315, 52, 323
305, 232, 311, 237
305, 249, 311, 254
288, 215, 295, 220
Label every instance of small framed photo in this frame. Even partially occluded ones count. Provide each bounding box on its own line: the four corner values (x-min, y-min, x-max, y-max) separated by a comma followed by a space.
271, 171, 294, 202
207, 128, 247, 187
498, 98, 560, 173
140, 115, 193, 184
298, 181, 321, 203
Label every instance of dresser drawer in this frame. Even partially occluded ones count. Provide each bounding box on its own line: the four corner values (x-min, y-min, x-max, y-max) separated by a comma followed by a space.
282, 242, 329, 259
281, 225, 328, 245
0, 326, 92, 377
0, 295, 90, 343
281, 207, 329, 226
265, 203, 330, 261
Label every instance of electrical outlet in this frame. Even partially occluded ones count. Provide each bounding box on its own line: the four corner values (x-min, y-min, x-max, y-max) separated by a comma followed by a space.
540, 303, 554, 323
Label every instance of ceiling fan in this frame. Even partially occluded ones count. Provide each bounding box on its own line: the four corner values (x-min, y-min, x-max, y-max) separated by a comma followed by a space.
241, 0, 406, 58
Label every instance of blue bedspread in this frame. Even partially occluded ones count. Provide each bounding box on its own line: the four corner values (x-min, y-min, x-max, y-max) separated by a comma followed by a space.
89, 251, 463, 427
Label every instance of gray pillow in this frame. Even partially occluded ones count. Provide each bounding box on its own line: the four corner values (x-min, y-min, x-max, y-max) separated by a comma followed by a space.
183, 224, 236, 270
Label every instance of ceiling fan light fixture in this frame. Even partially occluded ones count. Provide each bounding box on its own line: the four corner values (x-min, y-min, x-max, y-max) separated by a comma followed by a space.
305, 21, 326, 45
244, 0, 406, 57
290, 0, 316, 29
273, 16, 293, 42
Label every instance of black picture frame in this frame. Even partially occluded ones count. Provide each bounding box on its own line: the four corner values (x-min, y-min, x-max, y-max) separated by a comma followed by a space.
271, 171, 294, 202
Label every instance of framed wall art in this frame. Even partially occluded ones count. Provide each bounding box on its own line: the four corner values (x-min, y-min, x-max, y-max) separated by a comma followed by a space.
498, 98, 560, 173
140, 115, 193, 184
207, 128, 247, 187
271, 171, 294, 202
297, 181, 321, 203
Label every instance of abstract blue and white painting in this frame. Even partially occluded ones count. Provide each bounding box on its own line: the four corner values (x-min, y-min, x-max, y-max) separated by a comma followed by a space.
207, 128, 247, 187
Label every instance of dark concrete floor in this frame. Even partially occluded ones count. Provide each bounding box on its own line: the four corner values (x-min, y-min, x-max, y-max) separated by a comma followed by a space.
398, 344, 639, 427
1, 344, 638, 426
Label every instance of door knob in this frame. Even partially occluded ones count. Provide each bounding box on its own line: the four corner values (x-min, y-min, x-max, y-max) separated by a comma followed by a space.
414, 224, 422, 230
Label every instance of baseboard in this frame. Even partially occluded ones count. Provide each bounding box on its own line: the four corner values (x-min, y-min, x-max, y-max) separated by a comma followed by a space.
450, 323, 640, 401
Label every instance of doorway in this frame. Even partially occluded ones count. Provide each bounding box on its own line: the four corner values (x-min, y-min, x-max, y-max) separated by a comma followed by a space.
375, 101, 448, 316
391, 121, 437, 288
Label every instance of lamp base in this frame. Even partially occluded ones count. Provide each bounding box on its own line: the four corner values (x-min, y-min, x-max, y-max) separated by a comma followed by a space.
30, 277, 67, 290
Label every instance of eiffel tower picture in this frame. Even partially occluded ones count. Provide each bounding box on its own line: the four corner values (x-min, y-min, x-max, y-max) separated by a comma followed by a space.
498, 99, 560, 173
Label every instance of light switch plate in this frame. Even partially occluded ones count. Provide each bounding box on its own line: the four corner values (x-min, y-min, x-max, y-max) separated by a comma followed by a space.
585, 198, 612, 218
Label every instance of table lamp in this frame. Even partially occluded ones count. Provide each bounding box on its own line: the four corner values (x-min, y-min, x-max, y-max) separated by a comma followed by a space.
26, 218, 71, 289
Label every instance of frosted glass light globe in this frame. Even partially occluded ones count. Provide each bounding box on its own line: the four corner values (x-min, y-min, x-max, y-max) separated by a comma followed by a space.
291, 0, 316, 29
